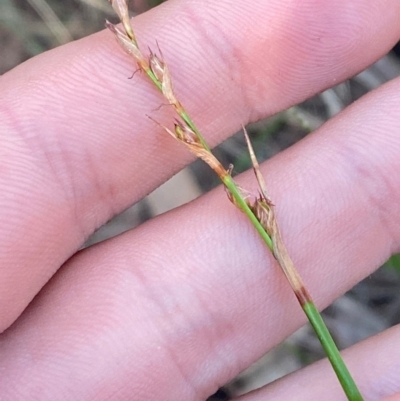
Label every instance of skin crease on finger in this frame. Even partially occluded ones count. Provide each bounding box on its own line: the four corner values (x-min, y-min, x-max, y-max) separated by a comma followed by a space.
0, 76, 400, 399
0, 0, 399, 333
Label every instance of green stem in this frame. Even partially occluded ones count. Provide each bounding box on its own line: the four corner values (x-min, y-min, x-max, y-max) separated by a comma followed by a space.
219, 169, 364, 401
137, 39, 363, 401
303, 302, 364, 401
225, 176, 363, 401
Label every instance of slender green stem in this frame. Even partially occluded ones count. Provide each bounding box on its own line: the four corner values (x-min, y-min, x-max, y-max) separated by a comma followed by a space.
148, 73, 362, 401
225, 171, 363, 401
303, 302, 364, 401
131, 32, 363, 401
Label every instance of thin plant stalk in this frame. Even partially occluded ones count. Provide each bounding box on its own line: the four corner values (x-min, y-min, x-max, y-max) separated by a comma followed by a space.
106, 2, 364, 400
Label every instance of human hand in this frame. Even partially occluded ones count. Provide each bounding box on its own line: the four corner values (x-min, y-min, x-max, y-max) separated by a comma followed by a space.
0, 1, 400, 400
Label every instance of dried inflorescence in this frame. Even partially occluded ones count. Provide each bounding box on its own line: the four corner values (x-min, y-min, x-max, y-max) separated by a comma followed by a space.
106, 2, 183, 111
108, 0, 135, 42
234, 132, 309, 304
105, 0, 308, 304
105, 20, 149, 72
106, 0, 314, 310
148, 51, 184, 113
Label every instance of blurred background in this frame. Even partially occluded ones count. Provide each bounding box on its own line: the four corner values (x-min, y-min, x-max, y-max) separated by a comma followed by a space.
1, 1, 400, 399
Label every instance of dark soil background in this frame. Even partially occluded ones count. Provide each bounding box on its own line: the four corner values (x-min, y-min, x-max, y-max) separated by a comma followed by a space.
2, 1, 400, 399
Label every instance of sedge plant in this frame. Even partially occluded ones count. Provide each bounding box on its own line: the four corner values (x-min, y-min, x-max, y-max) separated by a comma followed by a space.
106, 1, 364, 399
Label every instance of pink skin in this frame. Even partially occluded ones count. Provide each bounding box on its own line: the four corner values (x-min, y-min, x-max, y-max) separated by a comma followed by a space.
0, 0, 400, 399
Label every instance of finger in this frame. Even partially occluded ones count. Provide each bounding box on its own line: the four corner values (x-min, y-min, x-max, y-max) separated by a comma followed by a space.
0, 0, 399, 328
3, 0, 399, 220
382, 393, 400, 401
238, 324, 400, 401
0, 75, 400, 399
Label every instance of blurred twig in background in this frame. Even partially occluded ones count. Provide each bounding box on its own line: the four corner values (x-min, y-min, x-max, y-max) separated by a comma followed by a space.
26, 0, 73, 44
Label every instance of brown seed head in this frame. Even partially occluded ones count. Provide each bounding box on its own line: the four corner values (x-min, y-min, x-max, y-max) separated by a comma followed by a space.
109, 0, 135, 41
225, 183, 254, 211
148, 47, 183, 112
149, 51, 165, 83
161, 64, 179, 105
148, 116, 227, 179
106, 21, 145, 66
251, 198, 275, 236
174, 120, 198, 144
